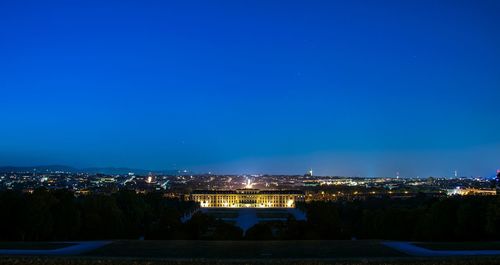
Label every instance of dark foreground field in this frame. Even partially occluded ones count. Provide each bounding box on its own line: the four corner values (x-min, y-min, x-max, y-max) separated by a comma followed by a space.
87, 240, 405, 259
2, 240, 500, 265
2, 256, 500, 265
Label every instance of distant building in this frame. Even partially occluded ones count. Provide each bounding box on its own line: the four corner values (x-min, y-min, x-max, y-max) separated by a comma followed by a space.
190, 189, 305, 208
447, 187, 496, 196
496, 170, 500, 193
302, 180, 320, 187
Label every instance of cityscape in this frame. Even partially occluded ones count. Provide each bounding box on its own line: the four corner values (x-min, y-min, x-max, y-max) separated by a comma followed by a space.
1, 167, 499, 200
1, 0, 500, 264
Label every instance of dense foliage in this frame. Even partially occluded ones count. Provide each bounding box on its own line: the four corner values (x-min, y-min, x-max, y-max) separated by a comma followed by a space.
0, 189, 199, 241
289, 195, 500, 241
0, 189, 499, 241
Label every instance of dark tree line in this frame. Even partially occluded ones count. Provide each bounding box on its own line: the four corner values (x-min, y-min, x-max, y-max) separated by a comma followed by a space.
1, 189, 499, 241
0, 189, 198, 241
264, 195, 500, 241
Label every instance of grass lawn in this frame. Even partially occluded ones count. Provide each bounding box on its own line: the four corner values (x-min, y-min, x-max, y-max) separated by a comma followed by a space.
205, 212, 239, 218
203, 209, 240, 219
414, 242, 500, 251
87, 240, 406, 259
256, 212, 291, 218
0, 242, 75, 250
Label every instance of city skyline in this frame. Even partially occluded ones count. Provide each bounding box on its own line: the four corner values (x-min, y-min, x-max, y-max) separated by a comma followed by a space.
0, 163, 498, 178
1, 0, 500, 176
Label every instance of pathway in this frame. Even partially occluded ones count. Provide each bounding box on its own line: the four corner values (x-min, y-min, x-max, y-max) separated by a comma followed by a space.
0, 241, 111, 256
383, 241, 500, 257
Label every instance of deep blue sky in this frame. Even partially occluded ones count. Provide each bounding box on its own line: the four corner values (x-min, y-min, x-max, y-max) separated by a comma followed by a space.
1, 0, 499, 177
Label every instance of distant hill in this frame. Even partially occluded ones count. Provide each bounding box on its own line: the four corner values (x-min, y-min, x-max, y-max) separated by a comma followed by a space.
0, 165, 181, 175
82, 167, 180, 175
0, 165, 77, 173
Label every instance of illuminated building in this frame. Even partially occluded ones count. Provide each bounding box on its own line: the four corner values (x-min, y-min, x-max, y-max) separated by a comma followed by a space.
190, 189, 305, 208
447, 187, 497, 196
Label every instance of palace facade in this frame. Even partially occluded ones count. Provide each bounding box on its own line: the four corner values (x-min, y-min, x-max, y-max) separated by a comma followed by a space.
190, 189, 305, 208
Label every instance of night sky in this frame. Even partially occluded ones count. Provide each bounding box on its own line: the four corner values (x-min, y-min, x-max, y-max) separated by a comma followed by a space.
1, 0, 499, 177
